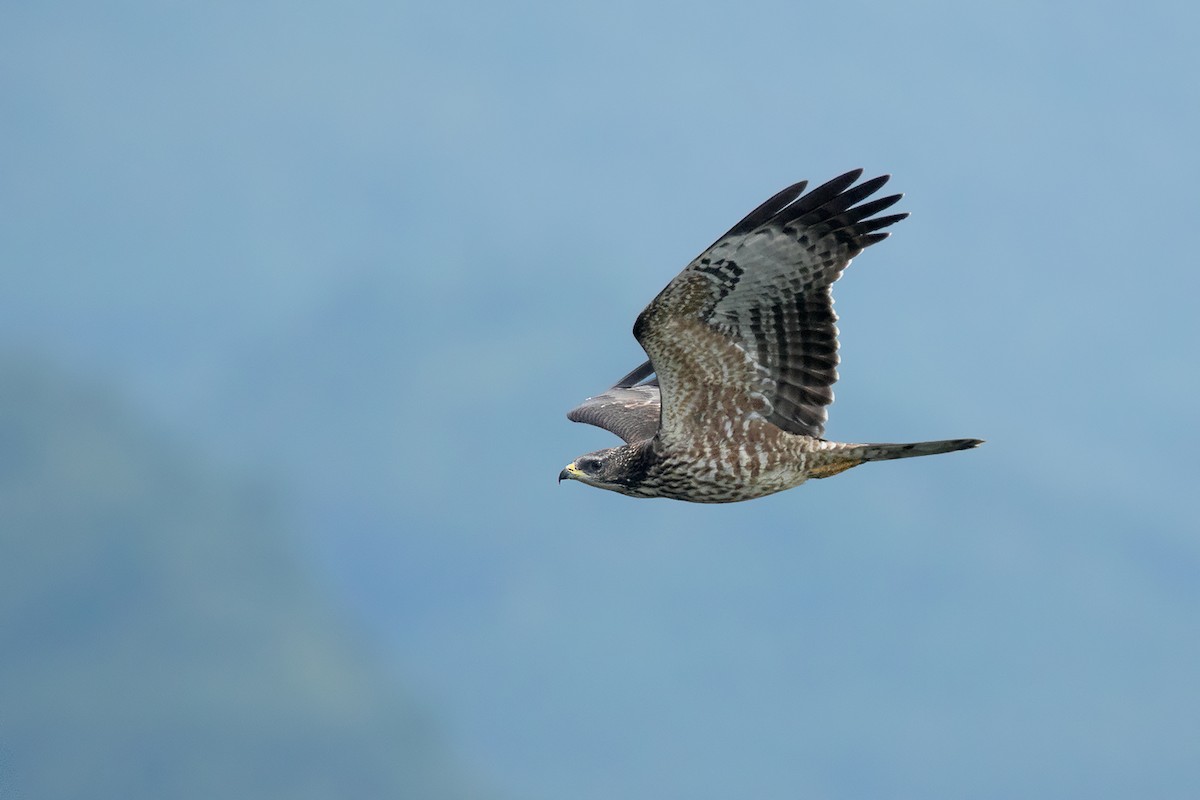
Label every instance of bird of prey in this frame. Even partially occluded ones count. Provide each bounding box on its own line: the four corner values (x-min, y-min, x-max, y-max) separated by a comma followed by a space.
559, 169, 982, 503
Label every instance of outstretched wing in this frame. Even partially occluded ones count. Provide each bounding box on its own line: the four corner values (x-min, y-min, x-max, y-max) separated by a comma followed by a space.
567, 360, 661, 443
632, 170, 906, 442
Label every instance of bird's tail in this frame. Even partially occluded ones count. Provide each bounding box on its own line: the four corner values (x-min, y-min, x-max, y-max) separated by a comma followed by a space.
808, 438, 983, 479
856, 438, 984, 462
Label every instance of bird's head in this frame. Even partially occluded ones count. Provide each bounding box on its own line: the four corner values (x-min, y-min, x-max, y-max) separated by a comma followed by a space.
559, 443, 652, 496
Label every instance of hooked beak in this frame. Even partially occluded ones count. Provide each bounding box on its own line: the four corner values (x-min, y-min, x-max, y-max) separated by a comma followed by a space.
558, 462, 583, 484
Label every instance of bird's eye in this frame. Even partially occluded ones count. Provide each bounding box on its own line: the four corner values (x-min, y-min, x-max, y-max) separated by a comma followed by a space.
582, 459, 600, 473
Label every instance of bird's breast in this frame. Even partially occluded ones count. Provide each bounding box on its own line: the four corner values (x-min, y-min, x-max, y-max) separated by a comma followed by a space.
646, 419, 815, 502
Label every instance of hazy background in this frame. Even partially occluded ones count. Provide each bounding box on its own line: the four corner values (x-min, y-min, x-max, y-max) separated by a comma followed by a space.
3, 1, 1198, 798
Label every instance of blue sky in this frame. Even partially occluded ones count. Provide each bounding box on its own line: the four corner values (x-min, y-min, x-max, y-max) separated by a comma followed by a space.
3, 1, 1199, 798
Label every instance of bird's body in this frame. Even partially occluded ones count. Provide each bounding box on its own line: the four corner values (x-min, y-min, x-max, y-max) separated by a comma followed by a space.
594, 435, 820, 504
560, 170, 981, 503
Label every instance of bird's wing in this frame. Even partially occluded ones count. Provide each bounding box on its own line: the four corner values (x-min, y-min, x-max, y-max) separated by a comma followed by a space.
633, 170, 906, 442
567, 361, 661, 443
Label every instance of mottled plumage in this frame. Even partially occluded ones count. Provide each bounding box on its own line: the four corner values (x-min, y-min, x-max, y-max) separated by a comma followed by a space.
560, 170, 981, 503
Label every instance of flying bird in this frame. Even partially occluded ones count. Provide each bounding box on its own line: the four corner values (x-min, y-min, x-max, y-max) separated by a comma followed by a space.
560, 169, 981, 503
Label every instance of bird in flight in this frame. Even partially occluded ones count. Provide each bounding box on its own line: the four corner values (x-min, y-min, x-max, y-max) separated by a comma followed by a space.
559, 169, 981, 503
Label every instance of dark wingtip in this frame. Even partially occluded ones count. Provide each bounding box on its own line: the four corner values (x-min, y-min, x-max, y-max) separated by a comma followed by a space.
613, 360, 655, 388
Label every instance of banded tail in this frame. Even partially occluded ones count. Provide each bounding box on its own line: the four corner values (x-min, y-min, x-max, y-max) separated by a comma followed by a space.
809, 438, 983, 479
857, 438, 984, 462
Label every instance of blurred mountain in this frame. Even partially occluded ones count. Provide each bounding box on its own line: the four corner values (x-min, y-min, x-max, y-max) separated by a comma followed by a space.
0, 356, 481, 800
